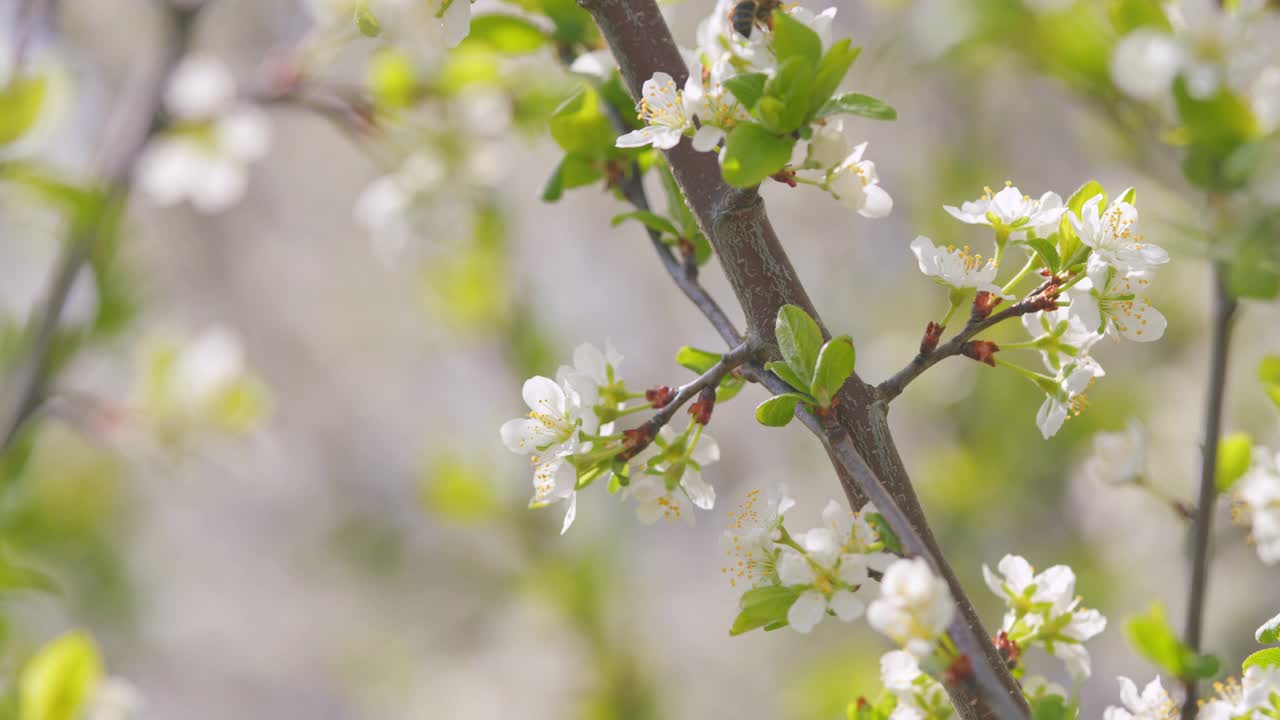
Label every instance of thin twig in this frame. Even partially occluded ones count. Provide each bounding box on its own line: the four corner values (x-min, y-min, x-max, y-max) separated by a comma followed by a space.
877, 282, 1057, 403
621, 342, 751, 459
0, 1, 205, 451
1181, 263, 1238, 718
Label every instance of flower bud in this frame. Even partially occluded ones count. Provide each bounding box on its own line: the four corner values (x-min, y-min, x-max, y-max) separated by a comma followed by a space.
971, 291, 1003, 321
920, 321, 944, 354
689, 386, 716, 425
645, 385, 674, 409
962, 340, 999, 367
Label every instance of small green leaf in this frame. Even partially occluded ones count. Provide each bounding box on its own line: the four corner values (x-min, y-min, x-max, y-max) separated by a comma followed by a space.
765, 360, 809, 394
771, 10, 822, 69
463, 14, 548, 54
817, 93, 897, 121
866, 513, 903, 555
541, 154, 601, 202
548, 86, 615, 157
724, 73, 768, 110
1217, 433, 1253, 493
354, 1, 383, 37
1184, 653, 1220, 680
1243, 648, 1280, 671
1030, 696, 1068, 720
1023, 237, 1061, 273
657, 162, 698, 238
809, 40, 861, 116
611, 210, 680, 237
0, 75, 49, 146
775, 304, 824, 384
720, 122, 796, 188
1126, 603, 1217, 681
755, 394, 805, 427
676, 346, 721, 375
730, 585, 800, 635
1059, 180, 1106, 260
1066, 180, 1106, 215
717, 374, 745, 403
811, 335, 856, 406
760, 57, 814, 133
19, 631, 103, 720
1256, 611, 1280, 644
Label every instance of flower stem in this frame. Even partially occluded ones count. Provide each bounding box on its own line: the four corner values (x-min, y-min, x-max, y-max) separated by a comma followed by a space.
1000, 256, 1038, 296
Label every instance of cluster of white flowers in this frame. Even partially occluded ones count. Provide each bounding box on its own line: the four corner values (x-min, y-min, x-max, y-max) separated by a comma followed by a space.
867, 557, 956, 658
919, 183, 1170, 438
615, 2, 892, 217
1234, 447, 1280, 565
1111, 0, 1280, 133
500, 343, 722, 533
722, 487, 895, 633
137, 56, 272, 213
982, 554, 1107, 678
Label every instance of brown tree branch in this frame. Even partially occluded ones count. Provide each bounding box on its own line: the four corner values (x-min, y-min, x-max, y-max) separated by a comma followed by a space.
578, 1, 1028, 717
0, 1, 205, 451
1180, 262, 1238, 718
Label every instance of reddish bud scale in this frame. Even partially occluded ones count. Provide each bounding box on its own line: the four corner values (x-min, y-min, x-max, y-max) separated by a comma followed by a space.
943, 654, 974, 687
921, 321, 945, 354
677, 237, 697, 263
617, 424, 656, 461
689, 386, 716, 425
770, 169, 798, 187
971, 291, 1003, 321
995, 631, 1021, 668
645, 385, 674, 409
963, 340, 999, 367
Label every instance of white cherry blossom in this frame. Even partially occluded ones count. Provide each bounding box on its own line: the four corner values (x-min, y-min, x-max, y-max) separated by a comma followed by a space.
1070, 193, 1168, 273
867, 557, 955, 657
827, 142, 893, 218
944, 185, 1066, 232
721, 484, 796, 588
1236, 447, 1280, 565
910, 235, 1006, 296
880, 650, 954, 720
622, 427, 719, 524
1085, 419, 1147, 487
1069, 260, 1167, 342
1103, 676, 1178, 720
1036, 362, 1098, 439
616, 72, 695, 150
1020, 307, 1104, 376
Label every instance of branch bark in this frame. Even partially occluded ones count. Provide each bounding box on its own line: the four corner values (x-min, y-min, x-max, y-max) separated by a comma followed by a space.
579, 1, 1028, 717
1180, 262, 1238, 719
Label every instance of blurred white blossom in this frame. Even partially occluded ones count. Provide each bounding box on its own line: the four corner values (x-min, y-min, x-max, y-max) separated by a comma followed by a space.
867, 557, 954, 657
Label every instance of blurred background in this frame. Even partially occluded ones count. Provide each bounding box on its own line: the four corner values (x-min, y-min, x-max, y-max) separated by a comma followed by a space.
2, 0, 1279, 718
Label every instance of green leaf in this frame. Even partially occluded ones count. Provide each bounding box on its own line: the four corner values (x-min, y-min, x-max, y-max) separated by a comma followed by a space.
771, 11, 822, 69
1244, 648, 1280, 671
765, 360, 810, 394
548, 85, 615, 157
1059, 180, 1106, 260
866, 513, 903, 555
1216, 433, 1253, 493
760, 57, 815, 133
1256, 611, 1280, 644
720, 122, 796, 188
755, 394, 806, 427
0, 549, 59, 595
541, 153, 601, 201
19, 632, 103, 720
611, 210, 680, 237
724, 73, 768, 110
729, 585, 800, 635
817, 92, 897, 121
0, 75, 49, 147
1126, 603, 1218, 680
1066, 180, 1106, 215
1109, 0, 1172, 33
676, 346, 721, 375
809, 40, 861, 116
717, 374, 745, 403
463, 14, 548, 54
1023, 237, 1061, 273
811, 335, 856, 407
1030, 696, 1068, 720
775, 304, 824, 384
657, 162, 698, 238
353, 0, 383, 37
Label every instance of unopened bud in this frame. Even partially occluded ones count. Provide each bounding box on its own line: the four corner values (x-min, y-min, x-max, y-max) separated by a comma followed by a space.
645, 385, 674, 409
617, 424, 656, 461
971, 291, 1003, 321
962, 340, 999, 367
770, 169, 798, 188
995, 630, 1021, 668
689, 386, 716, 425
921, 321, 944, 354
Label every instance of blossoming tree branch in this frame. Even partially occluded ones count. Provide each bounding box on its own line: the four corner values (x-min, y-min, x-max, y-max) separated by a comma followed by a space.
2, 0, 1280, 718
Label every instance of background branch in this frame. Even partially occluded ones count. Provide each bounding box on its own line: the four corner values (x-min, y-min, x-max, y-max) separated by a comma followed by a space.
1180, 262, 1238, 718
0, 1, 204, 451
578, 1, 1029, 716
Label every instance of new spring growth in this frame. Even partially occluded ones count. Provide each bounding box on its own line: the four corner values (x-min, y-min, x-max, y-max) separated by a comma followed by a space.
920, 321, 944, 354
646, 385, 674, 409
971, 291, 1003, 321
963, 340, 1000, 367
